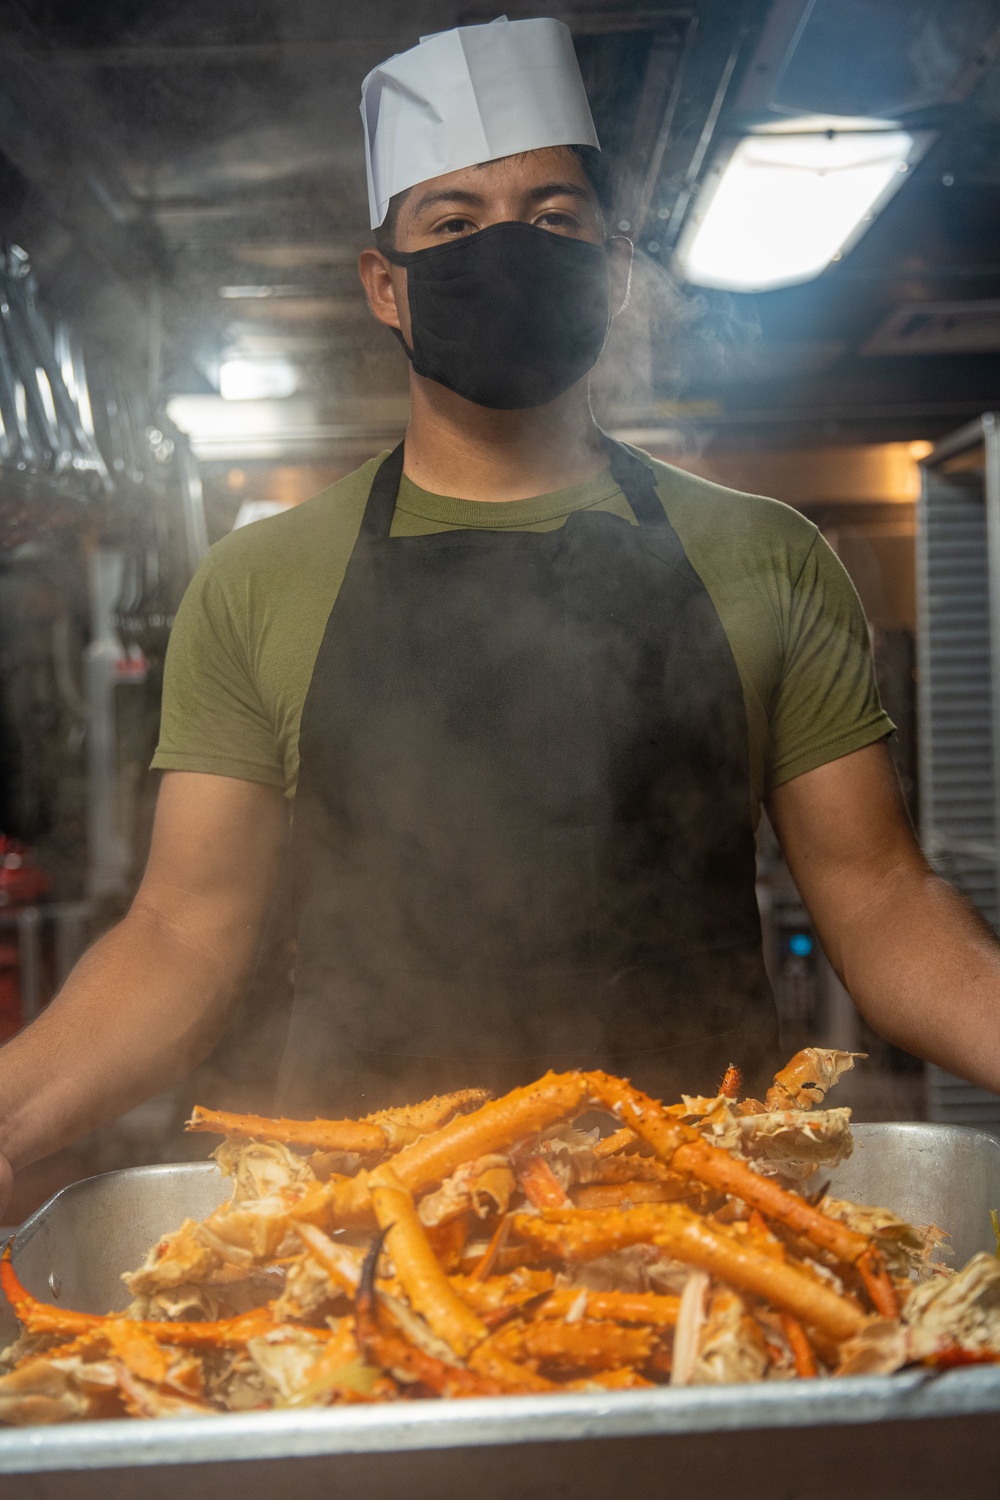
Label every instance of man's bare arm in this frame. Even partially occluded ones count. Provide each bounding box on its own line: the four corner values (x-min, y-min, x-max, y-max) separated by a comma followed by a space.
0, 771, 286, 1203
769, 741, 1000, 1092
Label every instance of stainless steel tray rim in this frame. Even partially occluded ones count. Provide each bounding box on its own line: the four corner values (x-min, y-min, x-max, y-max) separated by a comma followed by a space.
11, 1160, 222, 1255
1, 1367, 1000, 1475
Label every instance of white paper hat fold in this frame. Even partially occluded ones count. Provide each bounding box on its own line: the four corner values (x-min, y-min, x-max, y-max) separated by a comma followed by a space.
361, 16, 600, 229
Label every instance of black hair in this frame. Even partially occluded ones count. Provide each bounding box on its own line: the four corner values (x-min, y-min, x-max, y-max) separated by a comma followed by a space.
373, 143, 613, 253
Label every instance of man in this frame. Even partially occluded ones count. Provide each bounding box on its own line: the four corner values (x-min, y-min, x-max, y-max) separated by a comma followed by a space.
0, 17, 998, 1213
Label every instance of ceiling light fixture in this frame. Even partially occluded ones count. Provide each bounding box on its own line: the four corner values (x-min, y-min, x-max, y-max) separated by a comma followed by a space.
219, 357, 299, 401
675, 118, 929, 293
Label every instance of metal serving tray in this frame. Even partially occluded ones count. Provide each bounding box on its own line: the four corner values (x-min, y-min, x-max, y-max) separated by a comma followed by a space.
0, 1122, 999, 1500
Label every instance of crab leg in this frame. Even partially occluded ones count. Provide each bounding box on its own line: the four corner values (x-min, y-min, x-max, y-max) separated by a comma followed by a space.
187, 1089, 493, 1157
450, 1269, 555, 1314
387, 1072, 590, 1199
368, 1166, 488, 1358
516, 1155, 572, 1209
467, 1215, 511, 1282
186, 1106, 387, 1155
294, 1223, 363, 1295
512, 1205, 865, 1345
1, 1247, 277, 1347
855, 1244, 901, 1320
313, 1074, 590, 1228
486, 1317, 657, 1373
539, 1289, 680, 1327
573, 1181, 698, 1210
466, 1343, 556, 1392
669, 1138, 899, 1318
354, 1262, 495, 1395
780, 1313, 818, 1378
101, 1323, 174, 1387
364, 1090, 492, 1148
353, 1232, 546, 1395
592, 1127, 638, 1159
583, 1072, 899, 1317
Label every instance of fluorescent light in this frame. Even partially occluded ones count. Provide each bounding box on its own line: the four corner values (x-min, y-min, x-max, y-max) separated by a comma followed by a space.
219, 357, 299, 401
676, 123, 917, 292
165, 395, 320, 460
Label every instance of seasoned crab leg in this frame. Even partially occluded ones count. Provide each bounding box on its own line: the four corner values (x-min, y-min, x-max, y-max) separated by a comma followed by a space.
354, 1236, 493, 1397
583, 1072, 899, 1319
669, 1139, 899, 1319
572, 1181, 699, 1210
187, 1106, 388, 1156
187, 1089, 492, 1156
451, 1269, 556, 1315
387, 1072, 590, 1199
466, 1215, 512, 1282
368, 1165, 488, 1358
294, 1223, 364, 1295
353, 1232, 549, 1395
1, 1246, 277, 1347
592, 1127, 638, 1159
485, 1317, 657, 1373
512, 1205, 866, 1344
306, 1073, 592, 1228
516, 1155, 572, 1209
538, 1289, 680, 1327
781, 1313, 818, 1377
365, 1090, 492, 1148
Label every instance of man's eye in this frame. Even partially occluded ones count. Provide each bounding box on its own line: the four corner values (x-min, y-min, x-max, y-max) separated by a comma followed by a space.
535, 211, 577, 230
438, 217, 475, 235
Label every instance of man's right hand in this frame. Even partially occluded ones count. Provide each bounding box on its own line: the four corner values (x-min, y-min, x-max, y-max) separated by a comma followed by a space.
0, 771, 286, 1184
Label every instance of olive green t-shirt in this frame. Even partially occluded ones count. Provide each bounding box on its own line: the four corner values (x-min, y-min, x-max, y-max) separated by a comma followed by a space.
152, 449, 892, 820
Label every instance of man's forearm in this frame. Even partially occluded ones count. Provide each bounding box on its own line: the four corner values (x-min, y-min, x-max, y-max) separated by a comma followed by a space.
823, 863, 1000, 1093
0, 903, 247, 1172
770, 745, 1000, 1096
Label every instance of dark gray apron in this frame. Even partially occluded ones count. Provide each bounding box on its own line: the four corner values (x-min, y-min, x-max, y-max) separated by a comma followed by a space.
276, 439, 779, 1114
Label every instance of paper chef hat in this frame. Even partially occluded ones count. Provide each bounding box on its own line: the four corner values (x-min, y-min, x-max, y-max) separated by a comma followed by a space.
360, 16, 600, 229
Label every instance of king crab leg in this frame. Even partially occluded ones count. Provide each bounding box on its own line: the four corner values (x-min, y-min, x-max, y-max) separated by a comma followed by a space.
582, 1072, 900, 1319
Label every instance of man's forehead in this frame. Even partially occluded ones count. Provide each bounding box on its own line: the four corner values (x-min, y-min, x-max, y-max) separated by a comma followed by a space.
400, 148, 593, 217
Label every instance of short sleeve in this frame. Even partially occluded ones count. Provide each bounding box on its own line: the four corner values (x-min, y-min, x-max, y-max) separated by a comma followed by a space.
766, 532, 894, 791
151, 553, 285, 787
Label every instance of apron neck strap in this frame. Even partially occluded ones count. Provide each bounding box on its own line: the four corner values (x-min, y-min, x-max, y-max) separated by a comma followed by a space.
359, 437, 665, 540
601, 435, 668, 528
359, 442, 405, 541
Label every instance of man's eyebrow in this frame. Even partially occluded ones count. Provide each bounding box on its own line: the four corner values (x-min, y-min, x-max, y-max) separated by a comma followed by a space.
406, 179, 593, 220
524, 181, 592, 204
407, 187, 486, 218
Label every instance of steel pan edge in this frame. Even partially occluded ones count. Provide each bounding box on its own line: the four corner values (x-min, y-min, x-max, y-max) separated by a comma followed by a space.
0, 1367, 999, 1474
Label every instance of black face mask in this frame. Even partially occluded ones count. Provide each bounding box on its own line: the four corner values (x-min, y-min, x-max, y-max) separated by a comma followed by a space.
384, 221, 612, 410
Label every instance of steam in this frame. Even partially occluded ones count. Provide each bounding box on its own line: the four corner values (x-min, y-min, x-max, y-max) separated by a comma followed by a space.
591, 247, 762, 454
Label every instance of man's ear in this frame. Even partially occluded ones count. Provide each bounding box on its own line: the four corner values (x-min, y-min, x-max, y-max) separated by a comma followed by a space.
358, 248, 408, 337
607, 236, 633, 317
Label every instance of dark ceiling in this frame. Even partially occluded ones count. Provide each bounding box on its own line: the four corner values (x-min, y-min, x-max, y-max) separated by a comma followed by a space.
1, 0, 1000, 455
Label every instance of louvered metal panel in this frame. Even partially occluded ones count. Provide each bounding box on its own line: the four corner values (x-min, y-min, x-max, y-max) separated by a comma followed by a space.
917, 415, 1000, 1125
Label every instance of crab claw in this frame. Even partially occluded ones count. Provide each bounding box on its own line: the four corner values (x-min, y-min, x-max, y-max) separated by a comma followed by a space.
355, 1226, 392, 1347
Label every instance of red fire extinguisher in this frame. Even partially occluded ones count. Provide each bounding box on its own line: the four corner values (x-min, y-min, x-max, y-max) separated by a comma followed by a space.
0, 837, 50, 1040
